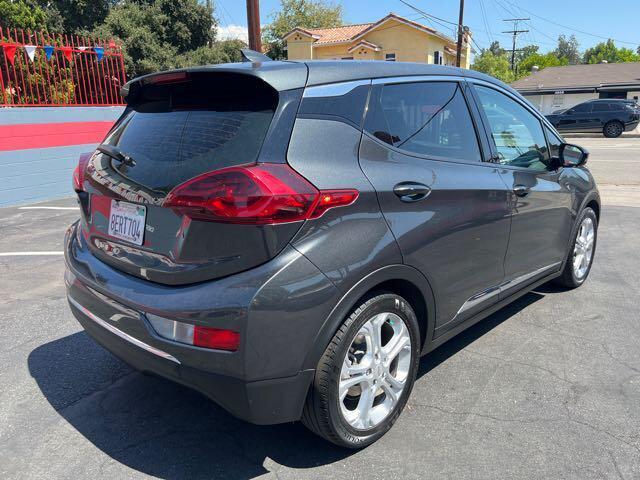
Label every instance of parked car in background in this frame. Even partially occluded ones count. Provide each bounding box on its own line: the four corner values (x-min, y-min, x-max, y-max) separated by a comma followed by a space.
65, 58, 600, 448
546, 99, 640, 137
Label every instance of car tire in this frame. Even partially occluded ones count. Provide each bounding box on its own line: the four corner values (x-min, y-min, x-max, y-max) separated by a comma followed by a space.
301, 292, 421, 448
553, 207, 598, 289
603, 121, 624, 138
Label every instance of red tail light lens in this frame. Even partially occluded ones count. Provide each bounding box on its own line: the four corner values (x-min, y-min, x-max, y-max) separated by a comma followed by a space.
193, 326, 240, 351
164, 164, 358, 224
310, 190, 359, 219
72, 152, 92, 192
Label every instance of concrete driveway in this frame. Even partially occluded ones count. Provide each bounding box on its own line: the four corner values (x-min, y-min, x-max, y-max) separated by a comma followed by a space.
1, 138, 639, 479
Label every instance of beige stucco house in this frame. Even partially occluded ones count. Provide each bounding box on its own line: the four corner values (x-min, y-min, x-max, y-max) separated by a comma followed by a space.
283, 13, 471, 68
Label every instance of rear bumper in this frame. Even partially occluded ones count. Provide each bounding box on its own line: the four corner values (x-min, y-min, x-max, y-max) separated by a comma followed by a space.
64, 221, 339, 424
68, 297, 313, 424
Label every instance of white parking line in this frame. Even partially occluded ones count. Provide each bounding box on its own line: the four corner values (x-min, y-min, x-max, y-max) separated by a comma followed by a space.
18, 206, 78, 210
0, 252, 64, 256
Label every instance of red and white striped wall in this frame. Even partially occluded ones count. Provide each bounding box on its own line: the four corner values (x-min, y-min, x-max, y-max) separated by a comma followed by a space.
0, 106, 124, 206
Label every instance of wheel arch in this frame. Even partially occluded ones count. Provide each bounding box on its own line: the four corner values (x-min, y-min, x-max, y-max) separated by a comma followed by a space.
301, 264, 437, 372
560, 191, 601, 272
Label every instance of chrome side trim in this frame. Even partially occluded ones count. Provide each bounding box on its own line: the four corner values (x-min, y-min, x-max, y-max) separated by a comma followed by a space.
499, 261, 562, 292
454, 262, 562, 318
68, 296, 181, 365
303, 79, 371, 98
372, 75, 465, 85
455, 285, 501, 317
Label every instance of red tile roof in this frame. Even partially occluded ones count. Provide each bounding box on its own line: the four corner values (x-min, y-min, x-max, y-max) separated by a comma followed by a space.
282, 13, 456, 47
306, 23, 373, 45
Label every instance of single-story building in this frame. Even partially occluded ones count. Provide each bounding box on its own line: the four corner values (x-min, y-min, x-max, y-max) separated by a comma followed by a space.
511, 62, 640, 114
283, 12, 472, 68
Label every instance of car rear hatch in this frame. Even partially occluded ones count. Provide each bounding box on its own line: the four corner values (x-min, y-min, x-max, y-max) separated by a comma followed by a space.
77, 66, 309, 285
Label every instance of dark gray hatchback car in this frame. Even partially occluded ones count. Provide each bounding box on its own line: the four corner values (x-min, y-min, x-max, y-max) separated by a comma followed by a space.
65, 59, 600, 448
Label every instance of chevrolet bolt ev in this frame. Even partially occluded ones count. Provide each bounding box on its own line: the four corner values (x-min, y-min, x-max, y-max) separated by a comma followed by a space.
65, 58, 600, 448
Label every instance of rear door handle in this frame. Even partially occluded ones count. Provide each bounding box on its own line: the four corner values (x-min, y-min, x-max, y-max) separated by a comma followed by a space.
393, 182, 431, 202
513, 184, 530, 197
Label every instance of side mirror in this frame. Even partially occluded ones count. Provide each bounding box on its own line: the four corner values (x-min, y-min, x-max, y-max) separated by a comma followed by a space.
559, 143, 589, 167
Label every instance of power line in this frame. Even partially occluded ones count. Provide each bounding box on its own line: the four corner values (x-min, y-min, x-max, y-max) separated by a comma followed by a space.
478, 0, 493, 44
500, 0, 638, 46
397, 0, 458, 26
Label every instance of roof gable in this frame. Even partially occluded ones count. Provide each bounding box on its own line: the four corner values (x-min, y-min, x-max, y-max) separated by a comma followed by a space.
511, 62, 640, 92
282, 12, 456, 48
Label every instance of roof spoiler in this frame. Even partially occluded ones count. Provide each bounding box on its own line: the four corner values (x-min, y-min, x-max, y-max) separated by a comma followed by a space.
240, 49, 272, 63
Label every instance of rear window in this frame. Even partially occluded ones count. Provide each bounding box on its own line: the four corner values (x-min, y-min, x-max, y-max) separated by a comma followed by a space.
102, 73, 278, 193
592, 103, 610, 112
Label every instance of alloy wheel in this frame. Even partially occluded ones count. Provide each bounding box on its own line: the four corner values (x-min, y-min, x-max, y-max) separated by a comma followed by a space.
573, 216, 595, 279
338, 312, 412, 430
605, 123, 622, 137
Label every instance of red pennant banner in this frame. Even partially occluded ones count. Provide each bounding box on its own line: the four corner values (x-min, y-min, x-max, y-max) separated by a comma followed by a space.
59, 46, 73, 61
3, 44, 17, 65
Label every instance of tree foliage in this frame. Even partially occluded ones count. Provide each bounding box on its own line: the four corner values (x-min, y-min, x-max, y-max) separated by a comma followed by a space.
471, 49, 514, 83
37, 0, 116, 33
263, 0, 344, 59
0, 0, 48, 30
554, 34, 580, 64
518, 52, 568, 76
92, 0, 217, 77
583, 39, 640, 64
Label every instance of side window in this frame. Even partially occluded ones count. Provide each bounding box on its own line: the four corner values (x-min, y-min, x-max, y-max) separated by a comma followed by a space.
364, 81, 482, 162
474, 85, 549, 170
592, 103, 610, 112
572, 103, 592, 113
544, 125, 563, 159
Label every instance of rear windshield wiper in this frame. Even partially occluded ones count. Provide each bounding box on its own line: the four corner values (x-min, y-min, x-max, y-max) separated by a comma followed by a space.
97, 144, 137, 167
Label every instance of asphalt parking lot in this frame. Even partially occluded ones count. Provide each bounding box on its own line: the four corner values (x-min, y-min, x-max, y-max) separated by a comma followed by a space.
1, 136, 639, 479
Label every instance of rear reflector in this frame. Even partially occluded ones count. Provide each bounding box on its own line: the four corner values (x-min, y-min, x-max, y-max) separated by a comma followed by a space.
164, 163, 358, 224
146, 313, 240, 352
193, 327, 240, 351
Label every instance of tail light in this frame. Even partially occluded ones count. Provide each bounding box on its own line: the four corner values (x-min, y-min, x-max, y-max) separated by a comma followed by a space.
164, 163, 358, 224
146, 313, 240, 351
72, 152, 92, 192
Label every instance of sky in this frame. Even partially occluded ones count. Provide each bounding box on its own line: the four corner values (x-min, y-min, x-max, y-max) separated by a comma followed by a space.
214, 0, 640, 55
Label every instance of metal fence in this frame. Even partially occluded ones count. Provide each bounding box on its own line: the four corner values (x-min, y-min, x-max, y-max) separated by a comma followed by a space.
0, 26, 126, 107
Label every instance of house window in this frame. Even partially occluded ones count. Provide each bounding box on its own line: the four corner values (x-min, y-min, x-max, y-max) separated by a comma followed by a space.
433, 51, 444, 65
385, 53, 396, 62
552, 92, 565, 107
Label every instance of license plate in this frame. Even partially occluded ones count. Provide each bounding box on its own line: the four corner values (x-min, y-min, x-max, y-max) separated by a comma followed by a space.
108, 200, 146, 246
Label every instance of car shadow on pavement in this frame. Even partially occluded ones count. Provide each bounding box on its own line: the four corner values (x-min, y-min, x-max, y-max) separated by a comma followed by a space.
28, 291, 544, 479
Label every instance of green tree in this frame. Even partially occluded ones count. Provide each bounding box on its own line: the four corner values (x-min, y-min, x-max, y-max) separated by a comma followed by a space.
515, 44, 539, 65
472, 49, 514, 83
583, 39, 640, 64
174, 40, 245, 68
34, 0, 117, 33
0, 0, 48, 30
92, 0, 217, 77
488, 40, 505, 57
554, 34, 580, 64
263, 0, 343, 59
517, 52, 568, 78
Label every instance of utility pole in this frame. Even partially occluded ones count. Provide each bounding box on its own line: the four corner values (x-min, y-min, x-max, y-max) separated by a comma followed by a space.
246, 0, 262, 52
455, 0, 465, 67
502, 18, 529, 73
